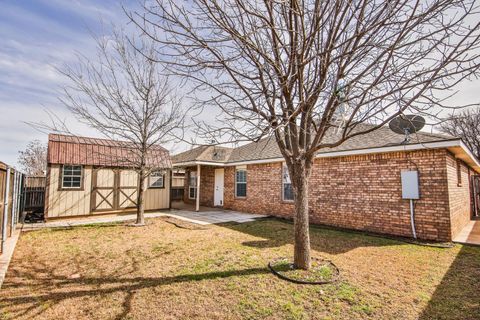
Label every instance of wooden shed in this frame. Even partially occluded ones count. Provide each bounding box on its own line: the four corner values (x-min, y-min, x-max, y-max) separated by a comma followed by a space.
45, 134, 172, 219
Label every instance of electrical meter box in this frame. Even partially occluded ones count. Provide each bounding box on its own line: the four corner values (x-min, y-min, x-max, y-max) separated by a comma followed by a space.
401, 171, 419, 199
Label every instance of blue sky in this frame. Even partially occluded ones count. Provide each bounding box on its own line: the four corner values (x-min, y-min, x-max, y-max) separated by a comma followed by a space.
0, 0, 138, 167
0, 1, 478, 169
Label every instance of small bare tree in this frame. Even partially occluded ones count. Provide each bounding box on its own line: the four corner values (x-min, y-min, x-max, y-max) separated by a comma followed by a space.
58, 29, 184, 226
440, 108, 480, 159
130, 0, 480, 268
18, 140, 47, 176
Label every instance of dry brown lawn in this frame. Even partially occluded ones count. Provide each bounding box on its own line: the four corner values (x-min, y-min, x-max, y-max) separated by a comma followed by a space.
0, 217, 479, 320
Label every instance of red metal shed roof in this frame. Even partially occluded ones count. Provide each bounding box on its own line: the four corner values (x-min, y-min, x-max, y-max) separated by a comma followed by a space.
47, 134, 172, 169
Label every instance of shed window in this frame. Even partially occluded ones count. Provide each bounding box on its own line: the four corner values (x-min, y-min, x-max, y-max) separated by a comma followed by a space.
282, 164, 294, 201
235, 168, 247, 198
62, 165, 82, 189
189, 171, 197, 199
149, 171, 165, 188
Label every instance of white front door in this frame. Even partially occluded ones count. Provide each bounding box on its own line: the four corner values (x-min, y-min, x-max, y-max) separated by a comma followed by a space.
214, 168, 224, 206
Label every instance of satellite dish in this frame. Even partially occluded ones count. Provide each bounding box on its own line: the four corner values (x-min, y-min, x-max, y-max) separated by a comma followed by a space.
389, 114, 426, 143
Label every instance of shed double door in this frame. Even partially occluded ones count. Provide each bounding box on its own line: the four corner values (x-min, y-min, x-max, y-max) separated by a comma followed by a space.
92, 168, 138, 212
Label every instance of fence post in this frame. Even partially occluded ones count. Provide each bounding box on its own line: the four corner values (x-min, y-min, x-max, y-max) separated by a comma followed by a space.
10, 171, 15, 236
1, 167, 11, 253
21, 175, 27, 223
11, 171, 20, 234
18, 174, 25, 223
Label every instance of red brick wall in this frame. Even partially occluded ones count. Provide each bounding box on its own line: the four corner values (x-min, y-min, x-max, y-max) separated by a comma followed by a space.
224, 163, 295, 216
183, 166, 215, 207
224, 149, 455, 241
446, 153, 473, 239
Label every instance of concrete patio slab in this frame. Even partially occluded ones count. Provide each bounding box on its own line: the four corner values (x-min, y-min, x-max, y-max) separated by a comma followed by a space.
453, 220, 480, 246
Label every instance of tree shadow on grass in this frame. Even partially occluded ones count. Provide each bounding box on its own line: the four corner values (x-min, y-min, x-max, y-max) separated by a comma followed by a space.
418, 244, 480, 320
222, 217, 408, 254
223, 218, 480, 318
0, 260, 269, 320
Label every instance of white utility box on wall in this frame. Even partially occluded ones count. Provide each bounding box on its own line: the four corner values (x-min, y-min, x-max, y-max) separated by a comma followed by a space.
401, 170, 420, 199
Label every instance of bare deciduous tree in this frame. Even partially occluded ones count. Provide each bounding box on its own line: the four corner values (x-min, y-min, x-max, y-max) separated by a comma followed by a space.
18, 140, 47, 176
130, 0, 480, 268
440, 108, 480, 158
58, 29, 184, 226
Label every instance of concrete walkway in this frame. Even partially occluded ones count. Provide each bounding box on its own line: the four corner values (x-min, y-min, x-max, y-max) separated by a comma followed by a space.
0, 229, 21, 288
22, 209, 267, 230
453, 220, 480, 245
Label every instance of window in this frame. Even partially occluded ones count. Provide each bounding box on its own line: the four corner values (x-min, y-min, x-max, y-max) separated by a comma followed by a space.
457, 159, 463, 187
189, 171, 197, 199
282, 164, 294, 201
235, 168, 247, 197
149, 171, 165, 188
62, 165, 82, 189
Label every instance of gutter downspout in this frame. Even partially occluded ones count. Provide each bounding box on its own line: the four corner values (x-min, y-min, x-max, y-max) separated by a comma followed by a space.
410, 199, 417, 239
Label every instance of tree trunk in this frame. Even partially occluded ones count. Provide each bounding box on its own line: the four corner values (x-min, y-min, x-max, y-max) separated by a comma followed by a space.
292, 161, 312, 270
136, 169, 146, 225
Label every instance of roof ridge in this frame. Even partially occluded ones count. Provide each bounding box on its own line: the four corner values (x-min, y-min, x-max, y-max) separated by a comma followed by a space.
48, 133, 167, 151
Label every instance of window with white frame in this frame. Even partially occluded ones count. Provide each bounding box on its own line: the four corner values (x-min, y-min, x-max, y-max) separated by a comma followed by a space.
189, 171, 197, 199
235, 167, 247, 197
62, 165, 83, 189
149, 171, 165, 188
282, 164, 294, 201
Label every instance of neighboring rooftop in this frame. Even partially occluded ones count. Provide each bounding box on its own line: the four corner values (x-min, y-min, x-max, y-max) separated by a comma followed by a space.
172, 125, 457, 165
48, 134, 171, 168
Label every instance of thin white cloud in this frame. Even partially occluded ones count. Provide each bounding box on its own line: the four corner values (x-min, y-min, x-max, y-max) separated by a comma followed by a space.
37, 0, 119, 20
0, 0, 132, 166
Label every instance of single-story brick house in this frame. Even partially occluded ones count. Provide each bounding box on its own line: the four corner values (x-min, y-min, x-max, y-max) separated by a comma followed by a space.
172, 127, 480, 241
45, 134, 172, 218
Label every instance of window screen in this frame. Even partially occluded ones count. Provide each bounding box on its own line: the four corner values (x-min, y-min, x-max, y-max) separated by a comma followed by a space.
235, 169, 247, 197
62, 165, 82, 189
189, 171, 197, 199
282, 164, 294, 201
149, 171, 165, 188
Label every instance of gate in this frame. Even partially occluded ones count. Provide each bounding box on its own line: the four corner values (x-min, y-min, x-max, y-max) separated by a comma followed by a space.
23, 176, 46, 213
473, 175, 480, 218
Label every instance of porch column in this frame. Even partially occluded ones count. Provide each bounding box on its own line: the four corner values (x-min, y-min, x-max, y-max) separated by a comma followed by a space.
196, 164, 201, 212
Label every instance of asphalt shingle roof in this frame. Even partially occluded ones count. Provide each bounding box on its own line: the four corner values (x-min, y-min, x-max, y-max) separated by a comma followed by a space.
172, 145, 233, 163
172, 126, 457, 164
